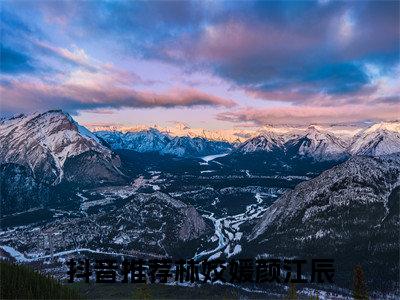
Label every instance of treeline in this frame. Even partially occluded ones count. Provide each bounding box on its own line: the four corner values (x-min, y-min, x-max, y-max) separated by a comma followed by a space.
0, 261, 82, 299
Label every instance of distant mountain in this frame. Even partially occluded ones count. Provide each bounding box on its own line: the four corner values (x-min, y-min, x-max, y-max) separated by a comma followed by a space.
235, 126, 349, 161
236, 132, 285, 153
285, 126, 349, 160
162, 136, 231, 157
95, 129, 232, 157
235, 122, 399, 161
247, 154, 400, 291
349, 122, 400, 156
95, 128, 171, 154
88, 122, 365, 144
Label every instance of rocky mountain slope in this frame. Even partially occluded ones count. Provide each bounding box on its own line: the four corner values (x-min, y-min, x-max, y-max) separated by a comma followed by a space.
247, 154, 400, 291
96, 128, 170, 154
284, 126, 350, 160
0, 110, 125, 185
0, 191, 210, 259
349, 122, 400, 156
0, 110, 126, 215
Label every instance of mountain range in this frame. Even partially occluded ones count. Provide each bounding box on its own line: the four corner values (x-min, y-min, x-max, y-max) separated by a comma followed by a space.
235, 123, 400, 160
1, 109, 399, 295
88, 122, 367, 144
97, 121, 400, 161
246, 154, 400, 291
0, 111, 398, 206
95, 129, 232, 157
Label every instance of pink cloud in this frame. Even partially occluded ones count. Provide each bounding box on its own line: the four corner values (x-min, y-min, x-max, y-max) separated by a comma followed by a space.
217, 105, 400, 125
0, 78, 235, 114
244, 82, 380, 106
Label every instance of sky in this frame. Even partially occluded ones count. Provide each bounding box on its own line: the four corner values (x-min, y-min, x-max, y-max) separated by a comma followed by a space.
1, 0, 399, 130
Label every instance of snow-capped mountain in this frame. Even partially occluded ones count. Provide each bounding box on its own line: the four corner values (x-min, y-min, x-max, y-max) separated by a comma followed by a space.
96, 128, 171, 153
90, 123, 254, 143
88, 122, 364, 144
236, 122, 399, 160
0, 110, 125, 185
248, 153, 400, 291
236, 126, 349, 160
162, 136, 232, 157
285, 126, 349, 160
349, 121, 400, 156
236, 132, 285, 153
96, 121, 399, 161
95, 129, 232, 157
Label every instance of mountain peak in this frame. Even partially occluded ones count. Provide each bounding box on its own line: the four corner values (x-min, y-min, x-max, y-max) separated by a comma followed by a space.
349, 121, 400, 156
237, 133, 284, 153
364, 121, 400, 134
0, 110, 122, 185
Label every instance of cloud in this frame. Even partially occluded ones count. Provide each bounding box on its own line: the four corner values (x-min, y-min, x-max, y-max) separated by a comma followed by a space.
0, 76, 235, 115
1, 1, 398, 123
34, 41, 95, 71
217, 105, 400, 126
154, 2, 399, 105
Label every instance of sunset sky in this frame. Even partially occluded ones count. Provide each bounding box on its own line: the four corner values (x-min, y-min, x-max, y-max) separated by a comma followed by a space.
1, 0, 399, 130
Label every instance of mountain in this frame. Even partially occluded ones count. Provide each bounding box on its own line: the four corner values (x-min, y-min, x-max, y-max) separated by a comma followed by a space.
95, 130, 232, 157
235, 126, 349, 161
0, 110, 125, 186
0, 110, 126, 215
91, 123, 254, 143
247, 154, 400, 291
236, 132, 285, 153
1, 190, 210, 259
235, 122, 399, 161
161, 136, 231, 157
88, 122, 364, 144
95, 128, 171, 153
285, 126, 349, 160
349, 121, 400, 156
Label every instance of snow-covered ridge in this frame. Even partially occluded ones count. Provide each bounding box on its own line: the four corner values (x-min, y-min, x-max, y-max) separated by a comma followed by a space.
95, 129, 232, 157
0, 110, 119, 184
236, 121, 400, 159
237, 132, 285, 153
88, 121, 377, 143
348, 121, 400, 156
250, 153, 400, 239
94, 120, 399, 160
1, 110, 398, 167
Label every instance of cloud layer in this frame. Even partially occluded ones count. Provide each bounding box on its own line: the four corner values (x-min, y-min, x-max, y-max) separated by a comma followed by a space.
217, 105, 400, 126
0, 1, 399, 125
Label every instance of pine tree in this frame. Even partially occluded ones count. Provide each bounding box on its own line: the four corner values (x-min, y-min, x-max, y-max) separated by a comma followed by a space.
286, 282, 298, 300
0, 261, 82, 299
353, 265, 368, 300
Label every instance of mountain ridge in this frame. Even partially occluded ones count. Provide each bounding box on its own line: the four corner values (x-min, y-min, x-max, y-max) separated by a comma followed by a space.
235, 121, 399, 160
246, 153, 400, 291
95, 120, 399, 160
